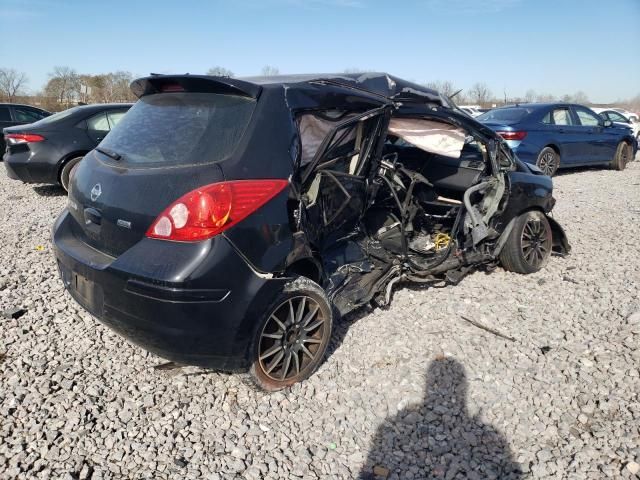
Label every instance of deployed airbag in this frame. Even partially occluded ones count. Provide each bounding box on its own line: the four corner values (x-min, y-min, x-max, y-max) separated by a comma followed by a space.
388, 118, 465, 159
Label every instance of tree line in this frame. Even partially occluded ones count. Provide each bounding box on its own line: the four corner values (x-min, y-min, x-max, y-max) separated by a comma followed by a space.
1, 66, 638, 113
0, 66, 137, 111
422, 80, 594, 108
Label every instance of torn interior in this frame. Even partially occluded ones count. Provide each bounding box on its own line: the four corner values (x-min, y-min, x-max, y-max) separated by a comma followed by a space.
297, 110, 508, 316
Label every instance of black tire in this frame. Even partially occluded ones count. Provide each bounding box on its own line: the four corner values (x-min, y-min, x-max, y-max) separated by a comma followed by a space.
59, 157, 83, 192
249, 276, 333, 391
611, 141, 631, 171
536, 147, 560, 176
499, 210, 552, 274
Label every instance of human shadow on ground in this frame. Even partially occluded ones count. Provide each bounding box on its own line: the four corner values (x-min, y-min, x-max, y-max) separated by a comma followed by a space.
360, 357, 523, 480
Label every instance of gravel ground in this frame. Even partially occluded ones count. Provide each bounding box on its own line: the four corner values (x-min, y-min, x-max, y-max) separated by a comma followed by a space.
1, 156, 639, 480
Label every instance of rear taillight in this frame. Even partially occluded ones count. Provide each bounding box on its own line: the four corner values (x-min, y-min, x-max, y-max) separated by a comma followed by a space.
5, 133, 45, 144
496, 131, 527, 141
146, 179, 289, 242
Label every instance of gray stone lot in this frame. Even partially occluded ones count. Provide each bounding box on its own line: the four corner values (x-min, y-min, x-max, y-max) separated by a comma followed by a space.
1, 157, 639, 479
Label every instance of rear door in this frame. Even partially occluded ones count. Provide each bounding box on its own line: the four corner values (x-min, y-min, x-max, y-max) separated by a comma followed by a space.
301, 107, 390, 246
85, 112, 111, 144
541, 107, 582, 164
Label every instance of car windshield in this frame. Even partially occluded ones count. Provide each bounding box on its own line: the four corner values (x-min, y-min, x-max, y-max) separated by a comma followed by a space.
477, 107, 532, 124
98, 92, 256, 166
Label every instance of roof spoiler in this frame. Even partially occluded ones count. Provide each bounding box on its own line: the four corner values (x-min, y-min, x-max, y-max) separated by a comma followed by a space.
130, 74, 262, 99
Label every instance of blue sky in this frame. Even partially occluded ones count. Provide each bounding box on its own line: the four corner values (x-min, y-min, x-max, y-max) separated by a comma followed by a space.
1, 0, 638, 102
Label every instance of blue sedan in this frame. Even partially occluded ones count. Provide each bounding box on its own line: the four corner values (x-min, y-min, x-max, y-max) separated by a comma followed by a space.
477, 103, 637, 176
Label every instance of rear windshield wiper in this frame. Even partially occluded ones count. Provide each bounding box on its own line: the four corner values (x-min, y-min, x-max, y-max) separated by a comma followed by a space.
95, 146, 122, 161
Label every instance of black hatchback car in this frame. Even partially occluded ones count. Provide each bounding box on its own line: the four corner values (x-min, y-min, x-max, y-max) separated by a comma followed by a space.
3, 103, 131, 191
53, 73, 570, 390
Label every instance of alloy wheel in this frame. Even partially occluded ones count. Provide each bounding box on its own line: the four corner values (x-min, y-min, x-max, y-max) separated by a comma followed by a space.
538, 151, 557, 176
521, 217, 551, 269
258, 296, 328, 382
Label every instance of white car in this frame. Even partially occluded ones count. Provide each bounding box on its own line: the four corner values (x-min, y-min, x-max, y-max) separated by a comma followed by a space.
458, 105, 482, 117
593, 108, 640, 141
609, 108, 639, 123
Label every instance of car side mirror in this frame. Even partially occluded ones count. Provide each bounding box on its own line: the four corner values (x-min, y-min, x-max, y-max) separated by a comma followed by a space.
603, 119, 613, 127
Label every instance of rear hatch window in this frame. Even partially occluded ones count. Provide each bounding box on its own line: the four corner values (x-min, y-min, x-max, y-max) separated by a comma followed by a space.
98, 92, 256, 166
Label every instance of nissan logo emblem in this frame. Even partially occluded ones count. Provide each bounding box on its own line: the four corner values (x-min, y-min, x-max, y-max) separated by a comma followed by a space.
90, 183, 102, 202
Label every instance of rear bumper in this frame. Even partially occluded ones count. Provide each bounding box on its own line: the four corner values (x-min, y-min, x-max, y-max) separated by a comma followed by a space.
52, 209, 286, 371
3, 149, 59, 184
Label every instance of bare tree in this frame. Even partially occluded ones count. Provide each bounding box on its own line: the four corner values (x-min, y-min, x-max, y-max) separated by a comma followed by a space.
524, 89, 536, 103
536, 92, 556, 102
423, 80, 457, 98
45, 66, 81, 107
261, 65, 280, 76
108, 71, 136, 102
0, 68, 28, 102
343, 68, 366, 74
572, 91, 589, 105
207, 66, 234, 77
469, 82, 492, 106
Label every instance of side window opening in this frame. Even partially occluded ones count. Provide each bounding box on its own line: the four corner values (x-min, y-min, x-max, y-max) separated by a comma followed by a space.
107, 110, 127, 129
87, 112, 110, 131
574, 108, 600, 127
297, 108, 387, 235
14, 107, 44, 123
297, 110, 353, 167
552, 109, 572, 126
297, 109, 382, 176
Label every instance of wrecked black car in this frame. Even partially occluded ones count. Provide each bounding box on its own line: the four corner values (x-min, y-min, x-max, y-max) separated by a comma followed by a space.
52, 72, 570, 390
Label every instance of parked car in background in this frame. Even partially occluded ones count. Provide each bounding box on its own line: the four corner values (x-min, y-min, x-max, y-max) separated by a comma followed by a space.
53, 73, 569, 391
477, 103, 637, 176
3, 103, 132, 191
0, 103, 50, 156
609, 108, 639, 123
592, 108, 639, 141
458, 105, 482, 117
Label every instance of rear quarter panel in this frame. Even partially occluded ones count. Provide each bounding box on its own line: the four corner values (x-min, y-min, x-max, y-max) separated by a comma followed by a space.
495, 170, 554, 231
511, 120, 550, 164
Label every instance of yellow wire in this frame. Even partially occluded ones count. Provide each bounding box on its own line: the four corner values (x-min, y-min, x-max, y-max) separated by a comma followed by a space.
433, 232, 451, 251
